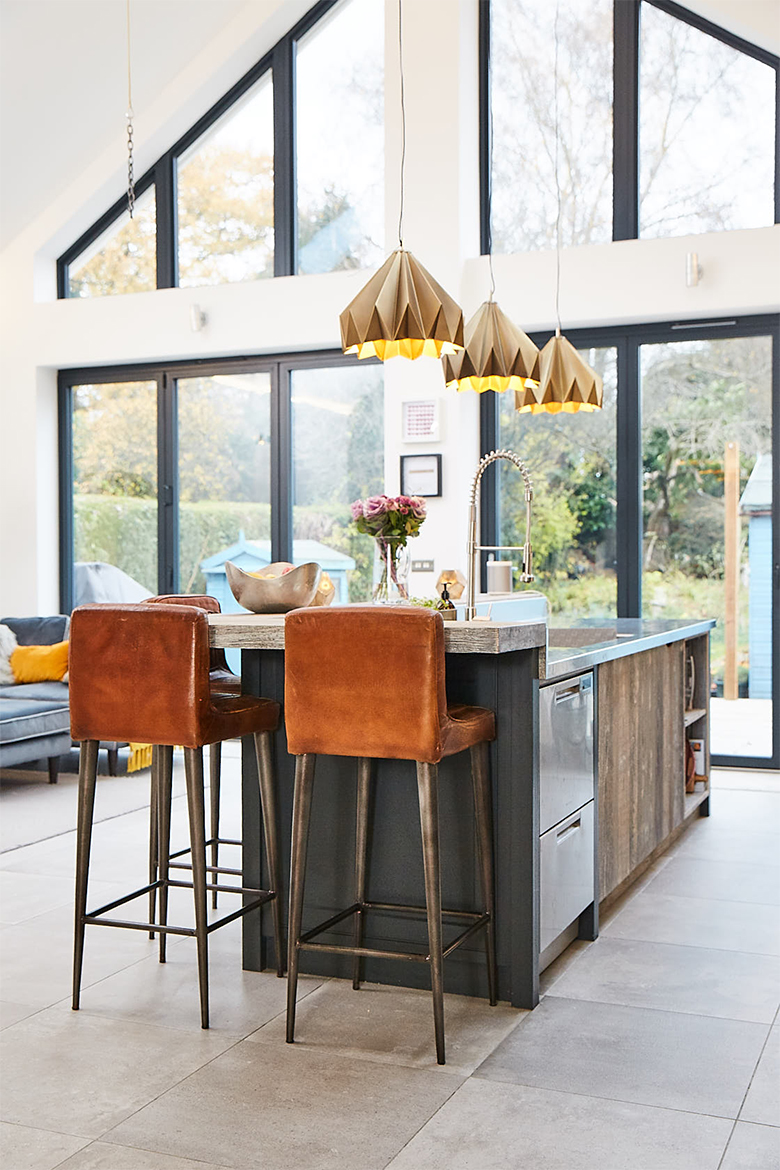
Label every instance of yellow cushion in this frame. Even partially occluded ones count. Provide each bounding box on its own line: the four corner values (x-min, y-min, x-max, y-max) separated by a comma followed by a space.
10, 641, 69, 683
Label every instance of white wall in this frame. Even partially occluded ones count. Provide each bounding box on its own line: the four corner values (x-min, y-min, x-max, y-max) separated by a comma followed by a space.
1, 0, 778, 615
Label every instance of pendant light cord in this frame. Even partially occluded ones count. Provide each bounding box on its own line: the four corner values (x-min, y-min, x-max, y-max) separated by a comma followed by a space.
398, 0, 406, 249
125, 0, 135, 219
553, 0, 562, 337
486, 7, 496, 302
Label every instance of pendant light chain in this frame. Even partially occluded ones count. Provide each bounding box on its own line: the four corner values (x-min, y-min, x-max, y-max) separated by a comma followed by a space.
397, 0, 406, 249
553, 0, 562, 337
125, 0, 135, 219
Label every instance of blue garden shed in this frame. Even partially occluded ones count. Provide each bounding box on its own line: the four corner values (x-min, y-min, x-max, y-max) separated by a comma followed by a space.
740, 454, 772, 700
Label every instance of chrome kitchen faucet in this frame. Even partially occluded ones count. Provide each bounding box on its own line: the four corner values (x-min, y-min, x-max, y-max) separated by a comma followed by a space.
466, 450, 534, 621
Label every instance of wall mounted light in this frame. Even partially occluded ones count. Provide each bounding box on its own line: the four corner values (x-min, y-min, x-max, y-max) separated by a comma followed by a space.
686, 252, 703, 287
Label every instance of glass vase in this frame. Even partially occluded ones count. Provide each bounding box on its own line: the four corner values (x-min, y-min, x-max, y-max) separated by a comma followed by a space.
373, 539, 410, 604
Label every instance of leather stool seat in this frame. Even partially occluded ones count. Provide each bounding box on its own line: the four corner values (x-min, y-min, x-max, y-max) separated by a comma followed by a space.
70, 603, 284, 1029
284, 605, 498, 1065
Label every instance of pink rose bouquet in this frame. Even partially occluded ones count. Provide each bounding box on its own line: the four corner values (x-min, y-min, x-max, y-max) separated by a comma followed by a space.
349, 494, 427, 544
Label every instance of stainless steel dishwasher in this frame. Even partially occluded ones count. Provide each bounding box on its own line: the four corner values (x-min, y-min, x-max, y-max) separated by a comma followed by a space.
539, 673, 595, 966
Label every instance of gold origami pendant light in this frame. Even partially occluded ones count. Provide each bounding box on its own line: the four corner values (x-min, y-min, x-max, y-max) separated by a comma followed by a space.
339, 0, 464, 362
443, 299, 540, 393
516, 1, 602, 416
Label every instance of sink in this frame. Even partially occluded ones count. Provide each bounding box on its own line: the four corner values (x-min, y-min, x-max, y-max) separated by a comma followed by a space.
455, 591, 549, 624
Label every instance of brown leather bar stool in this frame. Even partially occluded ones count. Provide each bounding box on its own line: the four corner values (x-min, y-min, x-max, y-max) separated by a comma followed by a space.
146, 595, 240, 910
69, 602, 284, 1029
284, 606, 498, 1065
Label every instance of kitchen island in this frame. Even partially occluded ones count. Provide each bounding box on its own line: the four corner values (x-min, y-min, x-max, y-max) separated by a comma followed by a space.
209, 611, 714, 1008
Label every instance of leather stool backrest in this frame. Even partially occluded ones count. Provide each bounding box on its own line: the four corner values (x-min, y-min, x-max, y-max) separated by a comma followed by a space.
146, 594, 231, 675
284, 606, 448, 761
70, 603, 211, 748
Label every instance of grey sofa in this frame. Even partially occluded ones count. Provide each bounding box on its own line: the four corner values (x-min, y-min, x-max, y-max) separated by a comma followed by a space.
0, 616, 71, 783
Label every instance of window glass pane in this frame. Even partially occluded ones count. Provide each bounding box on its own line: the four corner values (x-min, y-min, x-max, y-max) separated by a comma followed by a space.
72, 381, 158, 597
639, 4, 775, 237
177, 73, 274, 287
490, 0, 613, 253
641, 336, 773, 759
177, 373, 272, 600
296, 0, 384, 274
68, 188, 156, 298
498, 347, 617, 617
292, 363, 384, 600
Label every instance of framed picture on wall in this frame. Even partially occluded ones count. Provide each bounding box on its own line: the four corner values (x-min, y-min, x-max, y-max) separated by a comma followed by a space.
400, 454, 442, 498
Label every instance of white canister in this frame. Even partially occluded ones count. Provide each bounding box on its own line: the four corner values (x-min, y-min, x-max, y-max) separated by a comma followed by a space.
486, 560, 513, 594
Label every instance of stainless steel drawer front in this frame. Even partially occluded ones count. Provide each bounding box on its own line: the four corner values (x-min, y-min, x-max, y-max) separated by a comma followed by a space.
539, 801, 595, 955
539, 672, 594, 834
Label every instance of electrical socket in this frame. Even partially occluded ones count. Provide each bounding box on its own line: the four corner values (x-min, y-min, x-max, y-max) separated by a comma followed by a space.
411, 560, 434, 573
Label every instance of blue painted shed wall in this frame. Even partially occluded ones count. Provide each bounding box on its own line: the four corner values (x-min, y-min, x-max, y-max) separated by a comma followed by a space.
748, 514, 772, 699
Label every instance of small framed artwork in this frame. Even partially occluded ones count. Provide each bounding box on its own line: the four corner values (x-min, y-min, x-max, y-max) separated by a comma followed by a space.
400, 453, 442, 498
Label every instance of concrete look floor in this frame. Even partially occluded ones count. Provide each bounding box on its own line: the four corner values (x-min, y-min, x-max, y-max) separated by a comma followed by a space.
0, 751, 778, 1170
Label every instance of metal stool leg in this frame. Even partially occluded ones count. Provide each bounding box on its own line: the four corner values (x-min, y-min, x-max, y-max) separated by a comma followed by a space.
72, 739, 99, 1010
184, 746, 210, 1029
157, 745, 173, 963
254, 731, 284, 978
470, 741, 498, 1006
209, 742, 221, 910
352, 757, 372, 990
148, 751, 159, 939
286, 753, 316, 1043
417, 761, 445, 1065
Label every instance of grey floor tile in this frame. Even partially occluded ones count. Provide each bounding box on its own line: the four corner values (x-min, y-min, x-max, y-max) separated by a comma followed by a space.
710, 769, 780, 794
56, 1141, 233, 1170
384, 1078, 732, 1170
603, 890, 780, 955
671, 821, 780, 867
0, 869, 128, 925
0, 1000, 41, 1029
545, 937, 780, 1023
475, 996, 767, 1118
741, 1026, 780, 1126
0, 1121, 89, 1170
250, 977, 526, 1075
0, 1008, 236, 1137
720, 1122, 780, 1170
643, 856, 780, 906
0, 902, 170, 1010
105, 1039, 462, 1170
67, 941, 320, 1036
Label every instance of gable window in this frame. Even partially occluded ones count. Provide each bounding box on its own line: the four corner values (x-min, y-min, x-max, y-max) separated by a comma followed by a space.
57, 0, 384, 298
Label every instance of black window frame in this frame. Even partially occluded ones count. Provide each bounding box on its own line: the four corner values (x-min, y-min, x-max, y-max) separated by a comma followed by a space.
58, 347, 379, 611
480, 312, 780, 769
56, 0, 340, 298
478, 0, 780, 254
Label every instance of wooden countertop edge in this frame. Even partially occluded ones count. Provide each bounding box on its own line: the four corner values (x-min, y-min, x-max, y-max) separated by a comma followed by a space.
208, 613, 547, 655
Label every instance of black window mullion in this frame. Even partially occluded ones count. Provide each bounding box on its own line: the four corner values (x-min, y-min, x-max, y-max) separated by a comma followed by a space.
58, 376, 74, 612
157, 372, 178, 595
613, 0, 640, 241
155, 153, 177, 289
271, 363, 292, 562
273, 39, 296, 277
616, 335, 642, 617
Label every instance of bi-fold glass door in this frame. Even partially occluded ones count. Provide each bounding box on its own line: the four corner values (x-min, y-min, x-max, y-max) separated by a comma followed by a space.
481, 316, 778, 768
60, 351, 383, 617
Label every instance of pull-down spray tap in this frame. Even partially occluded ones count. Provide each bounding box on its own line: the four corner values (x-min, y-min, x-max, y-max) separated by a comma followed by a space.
465, 450, 534, 621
